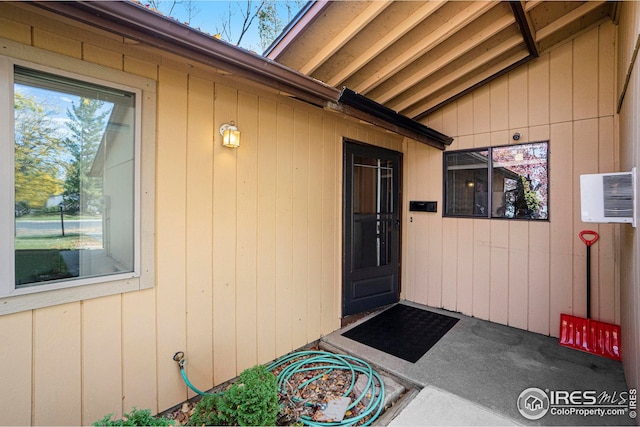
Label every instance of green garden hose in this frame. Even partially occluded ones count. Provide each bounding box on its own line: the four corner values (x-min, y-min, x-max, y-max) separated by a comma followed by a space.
266, 350, 386, 427
173, 351, 219, 396
174, 350, 386, 426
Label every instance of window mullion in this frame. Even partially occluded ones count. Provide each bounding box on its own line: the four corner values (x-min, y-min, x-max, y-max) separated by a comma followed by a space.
487, 147, 493, 218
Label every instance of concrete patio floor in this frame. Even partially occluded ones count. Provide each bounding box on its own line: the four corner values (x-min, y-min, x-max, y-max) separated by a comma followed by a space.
321, 301, 635, 426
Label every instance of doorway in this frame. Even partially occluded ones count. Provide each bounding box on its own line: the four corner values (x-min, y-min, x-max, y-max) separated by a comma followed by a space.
343, 140, 401, 317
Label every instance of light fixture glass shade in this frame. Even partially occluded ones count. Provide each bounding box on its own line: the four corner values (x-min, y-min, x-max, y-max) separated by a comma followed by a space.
220, 123, 240, 148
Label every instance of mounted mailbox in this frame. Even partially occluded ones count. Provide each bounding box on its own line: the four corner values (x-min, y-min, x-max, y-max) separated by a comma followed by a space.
410, 201, 437, 212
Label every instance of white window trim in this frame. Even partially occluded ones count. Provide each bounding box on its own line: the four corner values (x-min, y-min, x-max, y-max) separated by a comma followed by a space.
0, 37, 156, 315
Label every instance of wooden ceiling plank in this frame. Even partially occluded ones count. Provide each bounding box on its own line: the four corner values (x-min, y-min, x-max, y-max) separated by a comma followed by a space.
299, 0, 392, 75
535, 1, 605, 41
326, 1, 446, 87
524, 1, 543, 12
377, 13, 515, 104
391, 35, 524, 113
408, 51, 531, 119
353, 1, 498, 95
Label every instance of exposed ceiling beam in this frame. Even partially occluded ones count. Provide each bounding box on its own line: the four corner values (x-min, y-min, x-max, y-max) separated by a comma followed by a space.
536, 1, 605, 41
391, 35, 524, 114
353, 1, 498, 95
510, 1, 538, 56
376, 13, 515, 104
299, 1, 392, 75
326, 1, 446, 87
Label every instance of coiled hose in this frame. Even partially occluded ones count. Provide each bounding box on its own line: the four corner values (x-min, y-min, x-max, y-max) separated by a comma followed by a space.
266, 350, 385, 426
174, 350, 386, 426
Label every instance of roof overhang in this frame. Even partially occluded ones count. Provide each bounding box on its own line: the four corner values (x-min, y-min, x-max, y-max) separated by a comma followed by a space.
266, 1, 614, 121
30, 1, 452, 149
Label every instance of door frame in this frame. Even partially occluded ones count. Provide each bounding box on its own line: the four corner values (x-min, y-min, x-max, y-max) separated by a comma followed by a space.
342, 139, 402, 317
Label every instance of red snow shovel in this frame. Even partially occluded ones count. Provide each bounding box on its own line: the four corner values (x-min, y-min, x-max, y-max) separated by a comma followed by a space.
559, 230, 622, 361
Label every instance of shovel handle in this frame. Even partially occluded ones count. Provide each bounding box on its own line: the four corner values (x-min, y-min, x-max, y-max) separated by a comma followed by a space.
579, 230, 599, 247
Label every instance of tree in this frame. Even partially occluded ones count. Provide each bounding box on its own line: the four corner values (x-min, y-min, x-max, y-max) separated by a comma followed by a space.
14, 92, 66, 213
222, 0, 305, 49
257, 2, 282, 51
62, 98, 109, 214
216, 0, 266, 47
144, 0, 304, 51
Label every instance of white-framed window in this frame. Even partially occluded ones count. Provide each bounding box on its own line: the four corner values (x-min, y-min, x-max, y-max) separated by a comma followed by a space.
0, 39, 156, 315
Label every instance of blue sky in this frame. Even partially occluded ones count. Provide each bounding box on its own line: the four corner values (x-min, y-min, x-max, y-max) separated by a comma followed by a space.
152, 1, 304, 53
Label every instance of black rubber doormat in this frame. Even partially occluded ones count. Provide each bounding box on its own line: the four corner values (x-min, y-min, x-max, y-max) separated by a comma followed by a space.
342, 304, 459, 363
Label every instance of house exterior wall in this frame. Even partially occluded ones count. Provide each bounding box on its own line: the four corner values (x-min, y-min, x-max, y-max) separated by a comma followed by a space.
411, 21, 620, 338
616, 0, 640, 396
0, 3, 405, 425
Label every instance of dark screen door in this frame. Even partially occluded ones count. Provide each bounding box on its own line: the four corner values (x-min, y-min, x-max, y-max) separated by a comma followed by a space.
343, 140, 401, 316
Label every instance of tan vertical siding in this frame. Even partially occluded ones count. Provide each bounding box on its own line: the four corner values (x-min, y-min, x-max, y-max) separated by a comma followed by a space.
236, 90, 259, 374
410, 22, 619, 340
320, 119, 340, 334
185, 75, 215, 396
616, 0, 640, 395
256, 97, 278, 365
122, 289, 157, 415
507, 221, 528, 330
274, 103, 295, 358
0, 311, 32, 426
548, 122, 573, 336
292, 110, 310, 350
441, 218, 458, 309
0, 4, 410, 425
212, 83, 239, 385
33, 303, 82, 426
456, 219, 473, 315
33, 28, 81, 58
307, 113, 324, 342
82, 296, 123, 424
427, 148, 444, 308
0, 15, 31, 44
156, 66, 189, 410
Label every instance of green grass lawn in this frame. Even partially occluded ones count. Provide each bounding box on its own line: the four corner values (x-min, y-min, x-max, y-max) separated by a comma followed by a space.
15, 214, 101, 222
15, 233, 83, 250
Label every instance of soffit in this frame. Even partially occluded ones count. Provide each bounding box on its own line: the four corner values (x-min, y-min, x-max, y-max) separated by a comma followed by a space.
267, 1, 616, 120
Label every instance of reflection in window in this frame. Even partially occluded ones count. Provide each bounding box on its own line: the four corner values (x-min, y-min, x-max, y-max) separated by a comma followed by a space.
444, 142, 549, 220
353, 157, 393, 269
14, 66, 136, 287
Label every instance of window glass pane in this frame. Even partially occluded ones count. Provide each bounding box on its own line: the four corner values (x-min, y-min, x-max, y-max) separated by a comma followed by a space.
352, 156, 394, 269
491, 142, 548, 219
444, 150, 489, 216
14, 67, 136, 288
353, 157, 393, 214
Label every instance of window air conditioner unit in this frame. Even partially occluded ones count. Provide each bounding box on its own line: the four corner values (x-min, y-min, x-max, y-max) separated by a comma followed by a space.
580, 168, 636, 227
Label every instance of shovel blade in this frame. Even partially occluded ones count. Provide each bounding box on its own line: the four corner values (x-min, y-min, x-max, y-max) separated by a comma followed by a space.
559, 314, 622, 361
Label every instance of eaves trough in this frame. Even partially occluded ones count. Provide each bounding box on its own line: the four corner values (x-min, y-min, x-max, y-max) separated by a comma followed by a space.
31, 0, 452, 150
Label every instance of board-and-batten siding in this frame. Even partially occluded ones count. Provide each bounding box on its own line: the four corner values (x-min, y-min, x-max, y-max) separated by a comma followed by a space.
616, 0, 640, 398
404, 21, 619, 338
0, 4, 406, 425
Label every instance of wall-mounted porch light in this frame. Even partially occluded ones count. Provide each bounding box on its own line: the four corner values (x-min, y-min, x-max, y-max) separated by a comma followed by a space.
220, 121, 240, 148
